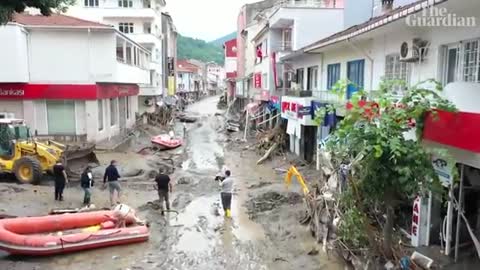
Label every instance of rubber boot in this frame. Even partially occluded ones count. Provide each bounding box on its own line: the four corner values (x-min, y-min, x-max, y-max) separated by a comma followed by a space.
226, 209, 231, 218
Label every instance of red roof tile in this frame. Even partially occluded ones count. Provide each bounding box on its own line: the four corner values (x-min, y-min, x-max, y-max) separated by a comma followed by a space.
12, 13, 110, 28
177, 60, 199, 73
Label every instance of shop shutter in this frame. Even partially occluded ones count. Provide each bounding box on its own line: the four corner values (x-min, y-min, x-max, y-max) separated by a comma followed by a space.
47, 100, 76, 135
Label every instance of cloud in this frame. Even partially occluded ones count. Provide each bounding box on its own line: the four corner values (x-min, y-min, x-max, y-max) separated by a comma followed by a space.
166, 0, 258, 41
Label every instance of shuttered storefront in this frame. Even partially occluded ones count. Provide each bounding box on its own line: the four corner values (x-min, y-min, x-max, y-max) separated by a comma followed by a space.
46, 100, 76, 134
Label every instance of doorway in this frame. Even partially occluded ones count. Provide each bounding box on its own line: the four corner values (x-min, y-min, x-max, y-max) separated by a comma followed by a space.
303, 126, 317, 163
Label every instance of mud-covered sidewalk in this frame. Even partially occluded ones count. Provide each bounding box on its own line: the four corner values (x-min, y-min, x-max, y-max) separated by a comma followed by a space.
0, 96, 344, 270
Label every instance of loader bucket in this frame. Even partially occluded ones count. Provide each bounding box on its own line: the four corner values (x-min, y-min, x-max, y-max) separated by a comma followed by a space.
62, 144, 99, 179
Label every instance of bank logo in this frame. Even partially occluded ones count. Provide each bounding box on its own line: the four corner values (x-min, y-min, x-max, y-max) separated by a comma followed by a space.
406, 5, 476, 27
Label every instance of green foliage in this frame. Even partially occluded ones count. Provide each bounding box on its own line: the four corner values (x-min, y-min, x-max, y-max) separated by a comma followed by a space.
210, 31, 236, 46
177, 34, 224, 65
0, 0, 75, 24
326, 79, 456, 252
338, 190, 370, 249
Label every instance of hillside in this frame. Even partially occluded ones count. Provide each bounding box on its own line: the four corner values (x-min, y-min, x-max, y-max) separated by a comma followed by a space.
210, 32, 236, 46
177, 34, 224, 65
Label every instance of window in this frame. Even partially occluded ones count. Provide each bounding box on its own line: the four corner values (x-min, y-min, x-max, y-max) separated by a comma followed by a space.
296, 68, 304, 90
385, 54, 411, 85
98, 100, 104, 131
118, 0, 133, 7
463, 40, 479, 82
307, 66, 319, 91
443, 39, 480, 84
84, 0, 99, 7
327, 63, 341, 90
110, 98, 118, 126
119, 22, 134, 34
282, 29, 292, 51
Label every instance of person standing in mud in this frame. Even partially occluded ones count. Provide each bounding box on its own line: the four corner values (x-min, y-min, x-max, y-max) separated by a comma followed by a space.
53, 158, 68, 201
220, 170, 233, 218
154, 170, 172, 216
103, 160, 121, 206
80, 166, 94, 206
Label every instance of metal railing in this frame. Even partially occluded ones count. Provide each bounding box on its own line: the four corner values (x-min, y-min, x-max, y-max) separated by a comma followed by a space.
285, 90, 313, 97
277, 41, 292, 51
277, 0, 340, 8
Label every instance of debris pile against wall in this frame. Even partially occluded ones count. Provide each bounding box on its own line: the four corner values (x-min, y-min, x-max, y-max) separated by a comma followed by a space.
255, 126, 286, 165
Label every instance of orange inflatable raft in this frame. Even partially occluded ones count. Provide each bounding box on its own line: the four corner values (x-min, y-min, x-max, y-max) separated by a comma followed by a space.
151, 134, 183, 150
0, 210, 149, 256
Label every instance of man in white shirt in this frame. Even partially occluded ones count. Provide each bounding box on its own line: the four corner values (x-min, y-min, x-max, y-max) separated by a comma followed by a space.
220, 170, 233, 218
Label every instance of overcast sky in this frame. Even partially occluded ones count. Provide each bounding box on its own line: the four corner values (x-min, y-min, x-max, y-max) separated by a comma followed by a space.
166, 0, 258, 41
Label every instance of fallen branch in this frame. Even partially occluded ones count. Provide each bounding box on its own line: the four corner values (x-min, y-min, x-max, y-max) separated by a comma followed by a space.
257, 142, 279, 165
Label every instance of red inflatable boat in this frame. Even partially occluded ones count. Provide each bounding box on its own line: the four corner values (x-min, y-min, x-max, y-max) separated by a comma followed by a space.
0, 210, 149, 256
151, 134, 182, 150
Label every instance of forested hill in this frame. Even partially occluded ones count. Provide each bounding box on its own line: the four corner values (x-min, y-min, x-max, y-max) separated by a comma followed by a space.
177, 34, 224, 65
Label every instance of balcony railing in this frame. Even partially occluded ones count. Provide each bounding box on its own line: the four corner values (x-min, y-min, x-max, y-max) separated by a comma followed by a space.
285, 90, 313, 97
276, 41, 292, 51
277, 0, 342, 8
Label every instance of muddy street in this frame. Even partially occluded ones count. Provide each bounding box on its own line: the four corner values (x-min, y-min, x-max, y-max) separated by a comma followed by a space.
0, 96, 344, 270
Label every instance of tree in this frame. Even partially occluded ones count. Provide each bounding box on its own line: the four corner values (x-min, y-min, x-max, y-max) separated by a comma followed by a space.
0, 0, 75, 24
318, 79, 455, 257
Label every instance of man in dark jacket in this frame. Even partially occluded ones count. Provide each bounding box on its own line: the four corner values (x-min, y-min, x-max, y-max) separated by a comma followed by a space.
81, 166, 94, 205
103, 160, 121, 206
53, 159, 68, 201
154, 170, 172, 215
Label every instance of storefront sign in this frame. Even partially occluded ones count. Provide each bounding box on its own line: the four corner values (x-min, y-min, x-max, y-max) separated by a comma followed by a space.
254, 73, 262, 88
411, 196, 429, 247
411, 197, 421, 246
0, 89, 25, 96
168, 76, 175, 96
0, 83, 138, 100
282, 101, 298, 119
432, 156, 454, 187
297, 105, 312, 118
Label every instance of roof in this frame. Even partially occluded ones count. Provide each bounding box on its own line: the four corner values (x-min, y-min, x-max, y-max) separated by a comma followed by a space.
12, 13, 110, 28
177, 60, 199, 73
295, 0, 447, 54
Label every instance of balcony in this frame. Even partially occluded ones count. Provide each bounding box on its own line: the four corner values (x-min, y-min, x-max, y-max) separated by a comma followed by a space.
139, 85, 163, 96
276, 0, 343, 8
127, 33, 161, 46
102, 8, 156, 19
285, 90, 312, 97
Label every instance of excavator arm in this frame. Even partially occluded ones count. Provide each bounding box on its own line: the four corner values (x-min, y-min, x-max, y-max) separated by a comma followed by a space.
284, 166, 310, 195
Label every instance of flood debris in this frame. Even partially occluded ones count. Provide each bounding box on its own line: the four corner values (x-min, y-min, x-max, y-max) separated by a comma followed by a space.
246, 191, 303, 219
255, 126, 286, 165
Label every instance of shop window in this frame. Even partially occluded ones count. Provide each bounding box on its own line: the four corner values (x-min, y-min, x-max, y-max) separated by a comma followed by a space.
46, 101, 76, 135
327, 63, 340, 90
98, 100, 104, 131
84, 0, 99, 7
110, 98, 118, 126
126, 96, 130, 120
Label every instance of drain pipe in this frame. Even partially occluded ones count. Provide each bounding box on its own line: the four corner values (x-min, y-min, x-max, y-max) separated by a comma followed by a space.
347, 38, 374, 93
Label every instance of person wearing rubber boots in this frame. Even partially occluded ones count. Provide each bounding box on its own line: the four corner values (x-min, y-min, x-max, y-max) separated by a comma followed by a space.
220, 170, 233, 218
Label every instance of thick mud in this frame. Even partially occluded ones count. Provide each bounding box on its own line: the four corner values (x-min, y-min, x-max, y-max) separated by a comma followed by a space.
0, 96, 345, 270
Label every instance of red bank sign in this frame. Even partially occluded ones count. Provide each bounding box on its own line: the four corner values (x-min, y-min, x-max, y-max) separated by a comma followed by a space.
0, 83, 139, 100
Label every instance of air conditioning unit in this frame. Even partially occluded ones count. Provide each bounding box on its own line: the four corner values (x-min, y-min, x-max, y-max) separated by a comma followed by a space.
400, 39, 428, 62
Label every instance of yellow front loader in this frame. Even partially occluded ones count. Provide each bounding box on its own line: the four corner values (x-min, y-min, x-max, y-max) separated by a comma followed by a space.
0, 119, 96, 184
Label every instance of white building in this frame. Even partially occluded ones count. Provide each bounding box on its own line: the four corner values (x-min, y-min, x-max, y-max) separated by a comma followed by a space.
249, 0, 344, 103
0, 13, 150, 142
67, 0, 168, 114
281, 0, 480, 258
